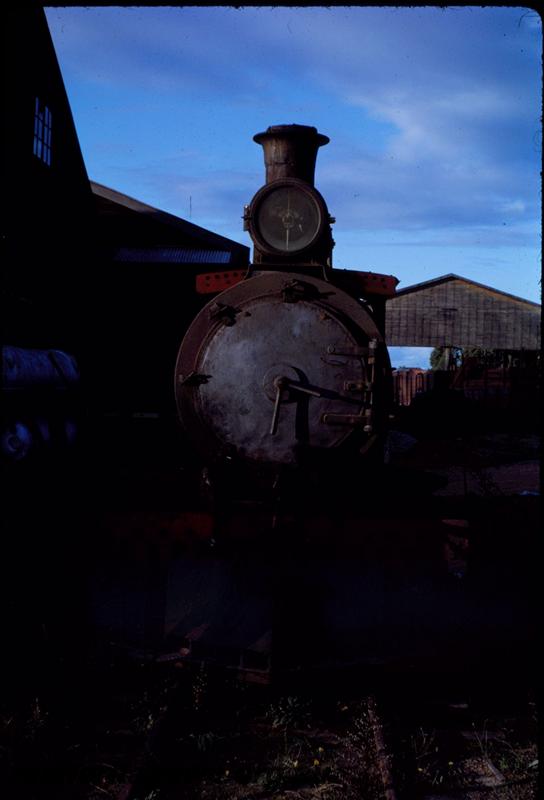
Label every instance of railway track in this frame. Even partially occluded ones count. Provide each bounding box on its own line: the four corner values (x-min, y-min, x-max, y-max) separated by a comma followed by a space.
117, 676, 395, 800
112, 662, 536, 800
1, 648, 535, 800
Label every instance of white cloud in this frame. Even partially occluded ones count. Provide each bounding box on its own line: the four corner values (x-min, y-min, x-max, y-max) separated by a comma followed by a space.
500, 199, 526, 214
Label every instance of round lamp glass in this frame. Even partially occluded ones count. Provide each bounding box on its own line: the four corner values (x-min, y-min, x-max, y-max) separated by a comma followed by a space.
256, 186, 321, 253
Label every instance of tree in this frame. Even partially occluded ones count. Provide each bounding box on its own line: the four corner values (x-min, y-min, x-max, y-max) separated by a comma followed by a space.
429, 347, 463, 370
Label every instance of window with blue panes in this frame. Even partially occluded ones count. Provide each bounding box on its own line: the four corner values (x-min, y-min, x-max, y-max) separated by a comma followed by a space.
33, 98, 52, 165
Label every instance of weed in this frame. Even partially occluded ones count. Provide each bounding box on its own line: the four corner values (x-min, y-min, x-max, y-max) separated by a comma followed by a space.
130, 690, 165, 734
409, 727, 449, 788
133, 790, 162, 800
411, 727, 437, 760
21, 697, 50, 741
192, 664, 208, 712
255, 745, 321, 792
266, 696, 311, 730
189, 730, 221, 753
471, 719, 490, 757
255, 754, 295, 791
346, 707, 373, 745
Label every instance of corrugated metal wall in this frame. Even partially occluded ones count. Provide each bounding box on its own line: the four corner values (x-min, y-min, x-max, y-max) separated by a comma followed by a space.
386, 279, 540, 349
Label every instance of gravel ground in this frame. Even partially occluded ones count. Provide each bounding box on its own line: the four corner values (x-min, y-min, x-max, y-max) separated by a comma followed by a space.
386, 431, 540, 497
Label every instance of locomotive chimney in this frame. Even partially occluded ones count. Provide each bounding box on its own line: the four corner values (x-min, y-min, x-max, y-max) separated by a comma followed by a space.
253, 124, 329, 186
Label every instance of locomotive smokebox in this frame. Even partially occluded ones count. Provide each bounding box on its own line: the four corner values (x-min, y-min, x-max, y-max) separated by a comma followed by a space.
253, 124, 329, 186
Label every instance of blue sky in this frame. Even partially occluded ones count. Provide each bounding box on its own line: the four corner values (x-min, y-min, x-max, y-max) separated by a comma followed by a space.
45, 6, 541, 368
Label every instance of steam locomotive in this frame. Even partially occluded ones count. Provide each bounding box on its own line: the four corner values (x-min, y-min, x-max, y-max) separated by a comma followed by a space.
174, 124, 398, 498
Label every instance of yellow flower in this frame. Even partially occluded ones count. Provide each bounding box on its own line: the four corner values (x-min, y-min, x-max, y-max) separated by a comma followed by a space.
313, 759, 320, 766
448, 761, 454, 766
293, 760, 299, 768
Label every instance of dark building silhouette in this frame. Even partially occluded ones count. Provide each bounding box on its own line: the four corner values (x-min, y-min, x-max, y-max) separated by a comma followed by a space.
3, 6, 96, 352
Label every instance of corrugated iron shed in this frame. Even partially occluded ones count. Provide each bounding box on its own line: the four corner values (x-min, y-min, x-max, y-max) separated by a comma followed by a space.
114, 247, 233, 264
385, 274, 541, 350
91, 181, 250, 267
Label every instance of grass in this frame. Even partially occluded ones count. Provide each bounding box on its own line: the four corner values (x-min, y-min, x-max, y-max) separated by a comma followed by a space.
2, 657, 537, 800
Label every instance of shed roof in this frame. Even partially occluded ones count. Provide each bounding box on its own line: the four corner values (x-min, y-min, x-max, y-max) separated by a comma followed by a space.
91, 181, 250, 264
393, 273, 540, 309
113, 247, 233, 265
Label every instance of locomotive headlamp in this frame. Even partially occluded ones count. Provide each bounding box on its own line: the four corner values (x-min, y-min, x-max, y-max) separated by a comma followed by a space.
248, 179, 327, 257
